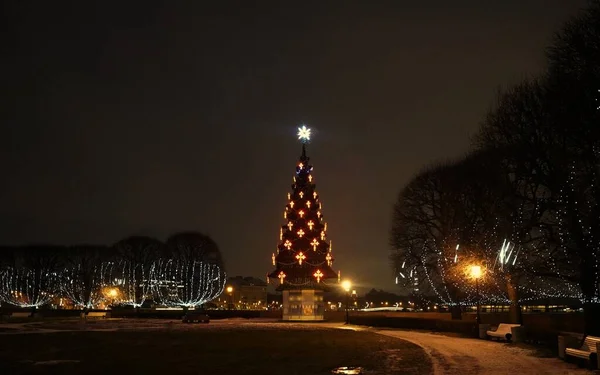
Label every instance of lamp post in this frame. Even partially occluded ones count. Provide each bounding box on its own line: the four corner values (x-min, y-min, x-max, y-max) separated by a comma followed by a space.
469, 265, 482, 324
342, 280, 351, 325
226, 286, 233, 310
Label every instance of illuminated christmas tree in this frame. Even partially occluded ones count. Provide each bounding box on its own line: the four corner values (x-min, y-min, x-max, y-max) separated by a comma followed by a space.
268, 125, 339, 321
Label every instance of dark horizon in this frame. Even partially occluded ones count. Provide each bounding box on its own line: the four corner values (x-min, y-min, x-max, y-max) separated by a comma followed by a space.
1, 1, 588, 291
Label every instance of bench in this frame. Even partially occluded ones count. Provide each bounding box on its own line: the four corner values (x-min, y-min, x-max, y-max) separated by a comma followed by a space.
486, 323, 521, 342
564, 335, 600, 369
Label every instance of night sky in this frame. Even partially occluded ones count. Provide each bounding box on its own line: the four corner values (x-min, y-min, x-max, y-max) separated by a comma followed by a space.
1, 1, 587, 291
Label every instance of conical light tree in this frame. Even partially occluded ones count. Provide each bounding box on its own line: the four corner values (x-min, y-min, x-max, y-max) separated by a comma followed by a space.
268, 126, 339, 320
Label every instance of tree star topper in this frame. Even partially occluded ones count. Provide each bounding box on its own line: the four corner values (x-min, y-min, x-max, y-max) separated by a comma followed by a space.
297, 125, 311, 143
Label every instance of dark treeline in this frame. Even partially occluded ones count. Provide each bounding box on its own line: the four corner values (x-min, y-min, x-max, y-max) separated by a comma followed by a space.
0, 232, 226, 310
390, 1, 600, 335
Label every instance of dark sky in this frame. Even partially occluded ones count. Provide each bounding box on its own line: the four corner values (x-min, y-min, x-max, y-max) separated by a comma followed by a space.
1, 1, 587, 291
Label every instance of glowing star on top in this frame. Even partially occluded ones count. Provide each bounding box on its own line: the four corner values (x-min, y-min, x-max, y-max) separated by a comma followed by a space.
297, 125, 311, 143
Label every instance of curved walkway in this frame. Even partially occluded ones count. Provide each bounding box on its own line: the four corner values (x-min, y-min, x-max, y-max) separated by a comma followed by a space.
373, 329, 590, 375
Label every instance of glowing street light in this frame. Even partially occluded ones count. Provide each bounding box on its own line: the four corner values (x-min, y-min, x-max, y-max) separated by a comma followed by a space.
341, 280, 351, 324
226, 286, 234, 310
469, 265, 483, 324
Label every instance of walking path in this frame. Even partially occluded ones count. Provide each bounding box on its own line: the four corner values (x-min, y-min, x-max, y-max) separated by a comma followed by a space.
371, 328, 592, 375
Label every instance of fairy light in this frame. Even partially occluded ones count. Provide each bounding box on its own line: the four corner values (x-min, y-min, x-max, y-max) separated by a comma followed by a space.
155, 259, 226, 308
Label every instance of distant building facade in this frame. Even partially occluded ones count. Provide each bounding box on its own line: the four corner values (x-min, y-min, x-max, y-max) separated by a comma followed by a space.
220, 276, 267, 310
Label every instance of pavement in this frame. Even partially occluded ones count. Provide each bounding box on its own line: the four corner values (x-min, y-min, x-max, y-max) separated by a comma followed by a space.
369, 328, 594, 375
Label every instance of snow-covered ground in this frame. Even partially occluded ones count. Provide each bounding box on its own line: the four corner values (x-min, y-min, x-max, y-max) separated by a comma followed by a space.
371, 329, 592, 375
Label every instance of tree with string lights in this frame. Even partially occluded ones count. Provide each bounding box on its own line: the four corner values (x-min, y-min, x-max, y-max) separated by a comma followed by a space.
0, 245, 62, 309
268, 125, 339, 321
112, 236, 161, 308
60, 245, 109, 309
154, 232, 226, 309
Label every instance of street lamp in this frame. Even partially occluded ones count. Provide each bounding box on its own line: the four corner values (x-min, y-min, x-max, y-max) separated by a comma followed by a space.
469, 265, 482, 324
226, 286, 233, 310
341, 280, 351, 324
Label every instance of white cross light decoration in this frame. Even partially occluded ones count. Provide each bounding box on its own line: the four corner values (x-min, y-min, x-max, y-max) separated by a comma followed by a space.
290, 201, 294, 208
298, 210, 305, 218
311, 238, 319, 251
320, 231, 325, 240
306, 201, 311, 208
278, 271, 286, 285
299, 191, 304, 198
313, 192, 317, 199
287, 193, 291, 200
284, 240, 292, 250
297, 125, 311, 142
287, 222, 293, 230
313, 269, 323, 283
296, 252, 306, 265
326, 253, 332, 266
297, 229, 305, 237
307, 220, 314, 230
317, 211, 321, 218
309, 175, 313, 182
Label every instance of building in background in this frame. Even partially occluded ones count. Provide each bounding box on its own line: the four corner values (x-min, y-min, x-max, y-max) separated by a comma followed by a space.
219, 276, 267, 310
